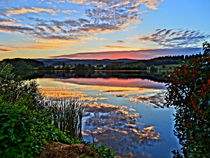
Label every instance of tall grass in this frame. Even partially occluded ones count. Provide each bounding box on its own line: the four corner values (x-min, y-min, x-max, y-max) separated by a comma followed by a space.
42, 97, 84, 139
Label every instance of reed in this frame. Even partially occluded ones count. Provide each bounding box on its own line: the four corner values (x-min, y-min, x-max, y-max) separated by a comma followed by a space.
42, 97, 84, 139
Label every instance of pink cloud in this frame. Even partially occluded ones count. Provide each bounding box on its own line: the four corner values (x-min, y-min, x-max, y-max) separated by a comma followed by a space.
52, 48, 201, 60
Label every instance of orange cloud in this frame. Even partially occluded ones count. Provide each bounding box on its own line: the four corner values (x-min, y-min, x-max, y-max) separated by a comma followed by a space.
104, 45, 140, 50
0, 47, 12, 52
26, 43, 58, 49
0, 18, 21, 25
6, 7, 56, 16
0, 45, 42, 52
53, 50, 155, 59
52, 48, 200, 60
0, 0, 165, 47
110, 1, 130, 8
142, 0, 164, 10
0, 39, 79, 52
59, 9, 77, 13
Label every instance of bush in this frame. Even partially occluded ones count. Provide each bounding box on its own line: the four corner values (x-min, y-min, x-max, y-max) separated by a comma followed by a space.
0, 101, 71, 157
0, 101, 115, 158
165, 42, 210, 158
0, 62, 115, 158
150, 66, 158, 72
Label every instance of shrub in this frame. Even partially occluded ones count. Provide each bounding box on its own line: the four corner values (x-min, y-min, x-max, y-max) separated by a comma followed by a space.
0, 62, 115, 158
0, 101, 72, 157
165, 42, 210, 157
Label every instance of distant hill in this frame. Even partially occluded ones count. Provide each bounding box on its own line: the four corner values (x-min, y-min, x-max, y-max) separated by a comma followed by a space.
1, 58, 44, 76
35, 58, 138, 66
2, 58, 44, 68
1, 53, 202, 72
35, 53, 204, 71
35, 55, 187, 68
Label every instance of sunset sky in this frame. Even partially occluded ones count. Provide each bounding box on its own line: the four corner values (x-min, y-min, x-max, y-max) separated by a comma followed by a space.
0, 0, 209, 60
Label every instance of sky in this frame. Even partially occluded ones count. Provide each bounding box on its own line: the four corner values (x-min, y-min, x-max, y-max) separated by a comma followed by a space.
0, 0, 209, 60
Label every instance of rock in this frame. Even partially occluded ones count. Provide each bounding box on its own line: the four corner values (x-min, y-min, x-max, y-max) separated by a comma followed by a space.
37, 142, 99, 158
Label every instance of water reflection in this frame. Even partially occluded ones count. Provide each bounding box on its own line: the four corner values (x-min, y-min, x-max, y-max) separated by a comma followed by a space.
36, 77, 179, 158
83, 102, 160, 157
36, 70, 167, 83
129, 92, 165, 108
53, 78, 165, 89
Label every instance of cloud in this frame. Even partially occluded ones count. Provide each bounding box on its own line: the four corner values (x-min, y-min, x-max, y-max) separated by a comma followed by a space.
0, 0, 163, 42
59, 9, 77, 14
26, 20, 120, 40
0, 18, 19, 24
0, 44, 52, 52
0, 39, 79, 52
52, 19, 81, 27
139, 29, 210, 48
104, 45, 137, 49
26, 43, 59, 49
5, 7, 56, 16
0, 24, 33, 33
58, 0, 163, 10
52, 48, 201, 60
5, 7, 77, 16
0, 47, 12, 52
141, 0, 164, 10
115, 40, 126, 44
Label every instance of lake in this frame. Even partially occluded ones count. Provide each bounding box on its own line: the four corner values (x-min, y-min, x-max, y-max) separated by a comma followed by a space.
36, 75, 180, 158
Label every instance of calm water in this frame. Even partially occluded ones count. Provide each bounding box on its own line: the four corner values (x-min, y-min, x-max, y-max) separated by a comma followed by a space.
36, 76, 180, 158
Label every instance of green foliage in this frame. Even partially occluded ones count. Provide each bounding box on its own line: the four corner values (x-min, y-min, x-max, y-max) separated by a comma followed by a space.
91, 144, 116, 158
0, 64, 67, 157
0, 62, 16, 79
74, 64, 95, 76
150, 65, 158, 72
0, 58, 44, 78
0, 101, 66, 157
165, 42, 210, 158
2, 58, 44, 70
105, 61, 146, 70
0, 62, 115, 158
0, 63, 43, 110
0, 101, 115, 158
